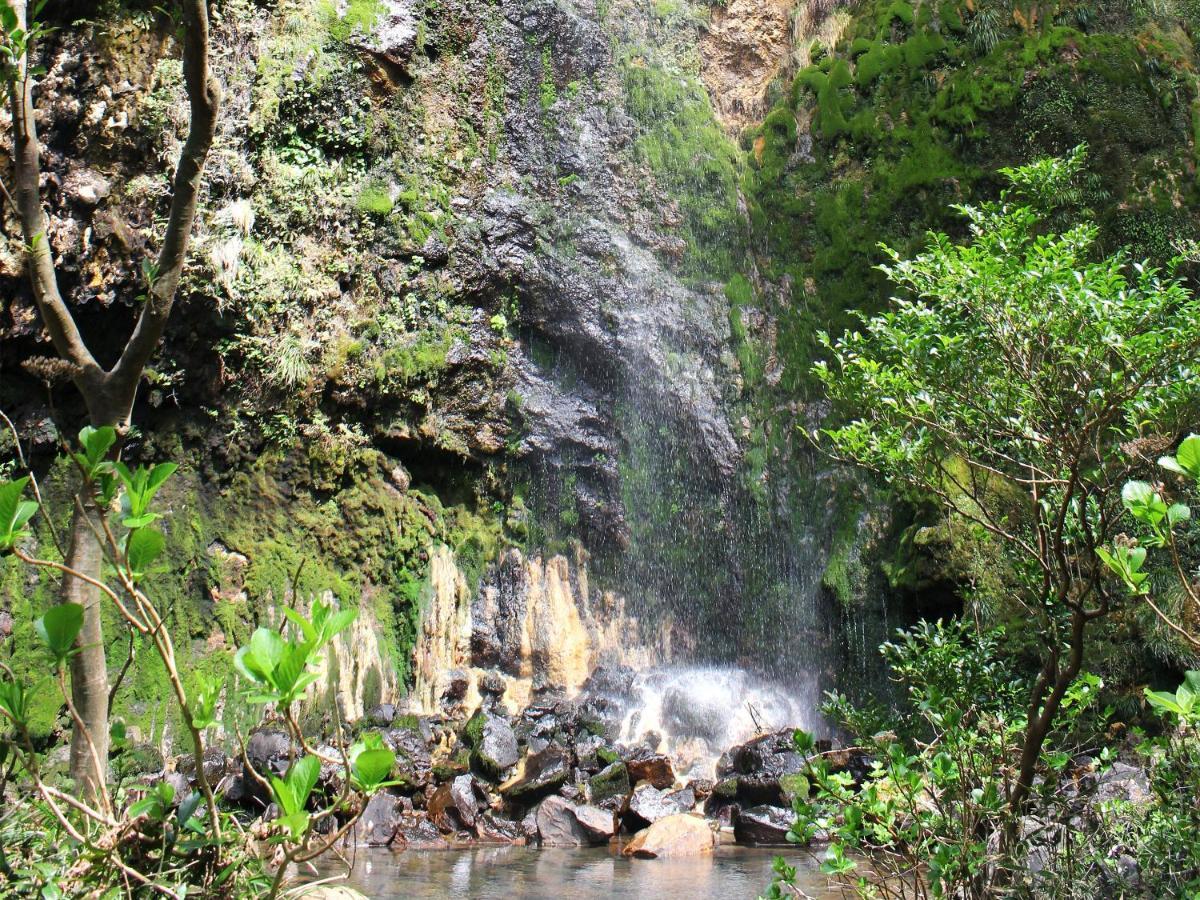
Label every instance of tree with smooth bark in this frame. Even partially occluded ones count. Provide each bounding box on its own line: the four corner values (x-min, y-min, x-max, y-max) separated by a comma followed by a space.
1, 0, 219, 801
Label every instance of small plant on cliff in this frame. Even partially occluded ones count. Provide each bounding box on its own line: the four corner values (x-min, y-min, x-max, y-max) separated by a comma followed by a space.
0, 425, 396, 896
808, 146, 1200, 888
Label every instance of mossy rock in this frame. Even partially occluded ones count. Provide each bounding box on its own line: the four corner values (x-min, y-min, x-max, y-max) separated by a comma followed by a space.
588, 761, 631, 805
779, 773, 810, 804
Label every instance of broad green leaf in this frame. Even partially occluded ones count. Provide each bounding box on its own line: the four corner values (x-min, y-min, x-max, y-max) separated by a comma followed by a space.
270, 776, 296, 815
274, 810, 310, 840
35, 603, 84, 662
1167, 503, 1191, 526
145, 462, 178, 499
0, 478, 38, 551
287, 755, 320, 809
325, 608, 357, 641
282, 607, 317, 645
351, 748, 396, 791
75, 425, 116, 477
125, 527, 166, 580
0, 678, 30, 724
240, 628, 285, 683
120, 513, 160, 530
1160, 434, 1200, 479
176, 791, 203, 828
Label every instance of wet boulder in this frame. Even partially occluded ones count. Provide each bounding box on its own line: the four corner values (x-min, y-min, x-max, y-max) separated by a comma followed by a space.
574, 804, 617, 842
622, 814, 715, 859
517, 699, 579, 755
358, 791, 402, 846
733, 805, 797, 845
427, 774, 482, 833
536, 796, 615, 846
241, 729, 293, 808
575, 732, 618, 773
718, 729, 806, 780
476, 811, 525, 844
449, 774, 482, 828
396, 811, 451, 849
536, 795, 589, 846
589, 761, 631, 807
624, 747, 675, 789
176, 747, 228, 786
386, 726, 433, 791
244, 729, 292, 778
465, 709, 519, 778
501, 746, 570, 804
626, 783, 695, 828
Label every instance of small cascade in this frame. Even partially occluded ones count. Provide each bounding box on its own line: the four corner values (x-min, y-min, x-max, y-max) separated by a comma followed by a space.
609, 666, 819, 780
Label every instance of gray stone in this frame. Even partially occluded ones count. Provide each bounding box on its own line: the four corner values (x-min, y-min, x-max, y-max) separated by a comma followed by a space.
536, 795, 589, 846
502, 746, 570, 803
589, 761, 631, 806
626, 783, 695, 827
1094, 762, 1152, 806
733, 805, 796, 845
358, 791, 400, 846
574, 803, 616, 842
474, 711, 519, 776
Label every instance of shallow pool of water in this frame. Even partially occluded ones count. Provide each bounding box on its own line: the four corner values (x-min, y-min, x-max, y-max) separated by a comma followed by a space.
311, 845, 837, 899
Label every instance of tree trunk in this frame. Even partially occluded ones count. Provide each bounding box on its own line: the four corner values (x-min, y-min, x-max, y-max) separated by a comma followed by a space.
63, 500, 109, 803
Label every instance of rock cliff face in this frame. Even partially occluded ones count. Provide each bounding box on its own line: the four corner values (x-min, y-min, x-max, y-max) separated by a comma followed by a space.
412, 545, 668, 717
4, 0, 1199, 735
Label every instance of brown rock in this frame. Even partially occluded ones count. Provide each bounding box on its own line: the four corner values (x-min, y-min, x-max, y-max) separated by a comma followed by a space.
625, 750, 675, 789
622, 814, 716, 859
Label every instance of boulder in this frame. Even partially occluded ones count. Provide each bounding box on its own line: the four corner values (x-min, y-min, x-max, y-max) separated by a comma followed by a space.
625, 748, 675, 789
517, 700, 578, 755
622, 814, 715, 859
718, 729, 806, 780
396, 812, 450, 849
574, 804, 617, 842
386, 726, 433, 790
244, 729, 292, 779
1093, 762, 1152, 806
589, 761, 631, 807
501, 746, 570, 803
466, 710, 519, 777
367, 703, 397, 726
176, 747, 228, 786
535, 796, 615, 846
575, 732, 616, 772
241, 729, 292, 808
427, 775, 480, 834
537, 795, 589, 846
476, 811, 525, 844
358, 791, 401, 846
733, 805, 796, 845
626, 783, 695, 828
449, 774, 481, 828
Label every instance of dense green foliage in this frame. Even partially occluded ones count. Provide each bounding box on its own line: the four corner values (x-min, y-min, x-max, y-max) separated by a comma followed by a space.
0, 431, 400, 896
748, 0, 1200, 393
785, 149, 1200, 898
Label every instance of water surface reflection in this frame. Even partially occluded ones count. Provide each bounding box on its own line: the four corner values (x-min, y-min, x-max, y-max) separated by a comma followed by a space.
315, 845, 839, 899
